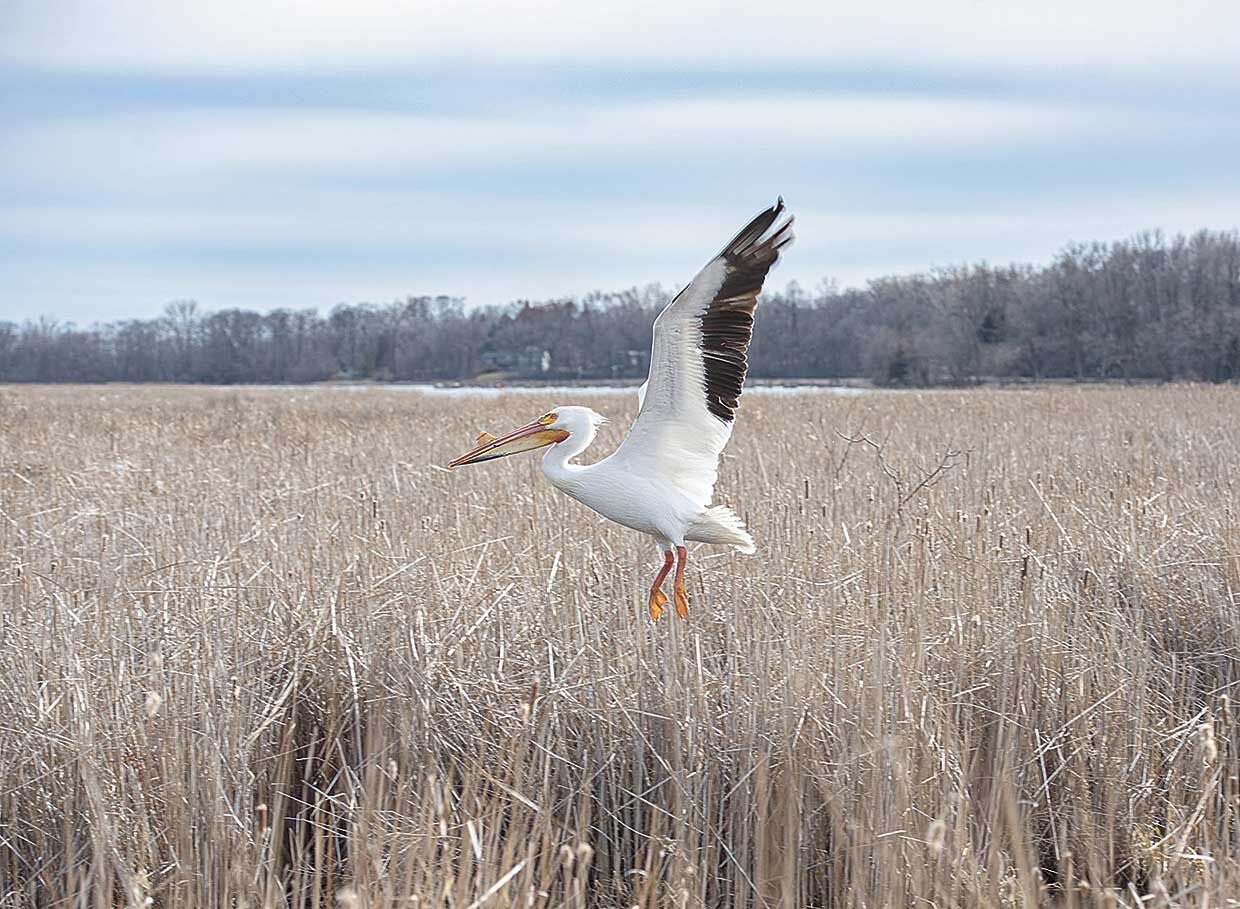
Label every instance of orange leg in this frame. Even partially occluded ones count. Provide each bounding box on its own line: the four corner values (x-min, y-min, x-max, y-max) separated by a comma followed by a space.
648, 550, 674, 621
673, 545, 689, 619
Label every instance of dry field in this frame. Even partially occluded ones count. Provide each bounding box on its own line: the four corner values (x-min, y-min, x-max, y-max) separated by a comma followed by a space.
1, 383, 1239, 908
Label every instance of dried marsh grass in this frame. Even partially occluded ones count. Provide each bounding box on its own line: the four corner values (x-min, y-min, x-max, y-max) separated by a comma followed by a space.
1, 383, 1238, 907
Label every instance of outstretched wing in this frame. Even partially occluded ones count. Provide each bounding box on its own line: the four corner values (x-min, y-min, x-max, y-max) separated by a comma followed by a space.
611, 199, 794, 507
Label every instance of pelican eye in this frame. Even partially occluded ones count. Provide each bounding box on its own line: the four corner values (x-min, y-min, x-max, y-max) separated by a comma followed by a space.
539, 413, 558, 425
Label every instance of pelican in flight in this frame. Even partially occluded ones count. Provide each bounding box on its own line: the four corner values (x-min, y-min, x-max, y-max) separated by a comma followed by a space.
449, 200, 794, 620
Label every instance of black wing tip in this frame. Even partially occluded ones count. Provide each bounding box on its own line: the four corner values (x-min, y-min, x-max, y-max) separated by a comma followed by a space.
763, 196, 790, 225
765, 197, 795, 252
720, 198, 795, 264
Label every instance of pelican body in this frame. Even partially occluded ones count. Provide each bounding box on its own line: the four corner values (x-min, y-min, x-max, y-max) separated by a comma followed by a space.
449, 200, 794, 619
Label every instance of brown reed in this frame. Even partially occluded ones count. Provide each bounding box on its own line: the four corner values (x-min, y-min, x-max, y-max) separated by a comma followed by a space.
0, 383, 1237, 907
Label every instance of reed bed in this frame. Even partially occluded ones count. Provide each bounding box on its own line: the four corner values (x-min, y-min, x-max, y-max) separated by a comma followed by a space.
1, 383, 1238, 907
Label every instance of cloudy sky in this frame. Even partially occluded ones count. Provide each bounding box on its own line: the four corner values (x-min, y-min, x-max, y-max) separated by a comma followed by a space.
3, 1, 1239, 323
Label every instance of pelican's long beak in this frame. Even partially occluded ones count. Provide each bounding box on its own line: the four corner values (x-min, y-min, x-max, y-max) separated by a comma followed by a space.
448, 421, 569, 468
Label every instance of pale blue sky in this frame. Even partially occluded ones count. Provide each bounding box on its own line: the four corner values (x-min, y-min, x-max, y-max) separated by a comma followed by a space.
3, 0, 1239, 323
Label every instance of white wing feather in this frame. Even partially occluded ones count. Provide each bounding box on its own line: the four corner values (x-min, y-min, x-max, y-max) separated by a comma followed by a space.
613, 259, 732, 506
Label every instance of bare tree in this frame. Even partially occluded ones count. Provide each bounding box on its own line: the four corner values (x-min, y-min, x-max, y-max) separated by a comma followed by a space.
3, 229, 1240, 385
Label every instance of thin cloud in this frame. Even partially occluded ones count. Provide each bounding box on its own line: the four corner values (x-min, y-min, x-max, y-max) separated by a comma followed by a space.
7, 187, 1240, 324
5, 0, 1240, 77
5, 93, 1141, 194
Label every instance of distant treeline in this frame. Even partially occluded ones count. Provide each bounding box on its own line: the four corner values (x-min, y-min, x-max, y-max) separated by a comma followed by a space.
3, 229, 1240, 386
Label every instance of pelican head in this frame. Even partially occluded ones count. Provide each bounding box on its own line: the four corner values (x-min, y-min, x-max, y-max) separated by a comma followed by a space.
448, 405, 605, 468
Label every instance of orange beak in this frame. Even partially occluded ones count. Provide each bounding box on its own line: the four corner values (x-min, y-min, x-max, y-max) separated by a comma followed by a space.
448, 420, 569, 468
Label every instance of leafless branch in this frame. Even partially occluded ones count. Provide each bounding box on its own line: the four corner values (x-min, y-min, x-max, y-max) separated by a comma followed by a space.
835, 428, 961, 511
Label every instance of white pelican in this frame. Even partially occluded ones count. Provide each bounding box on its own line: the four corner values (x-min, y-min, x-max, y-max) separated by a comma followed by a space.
449, 199, 794, 620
